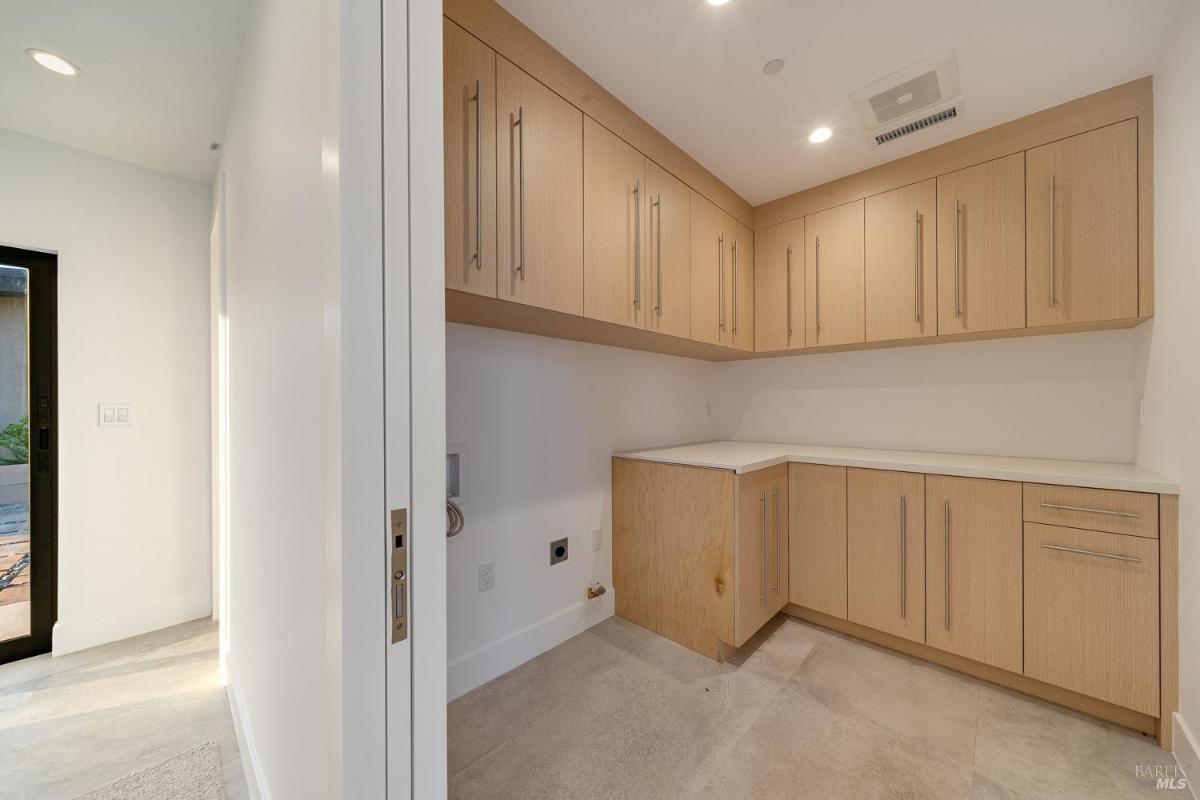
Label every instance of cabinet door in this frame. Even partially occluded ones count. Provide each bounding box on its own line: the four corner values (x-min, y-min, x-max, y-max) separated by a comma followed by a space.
727, 216, 755, 351
789, 463, 847, 618
443, 20, 496, 297
936, 154, 1025, 335
689, 191, 726, 346
584, 118, 647, 328
496, 57, 583, 314
644, 161, 691, 339
805, 201, 865, 347
754, 219, 804, 352
925, 476, 1022, 672
847, 469, 925, 643
734, 464, 788, 645
865, 180, 936, 342
1024, 523, 1159, 715
1026, 121, 1138, 326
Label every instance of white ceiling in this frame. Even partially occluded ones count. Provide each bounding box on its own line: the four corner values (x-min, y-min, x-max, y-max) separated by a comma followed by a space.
0, 0, 249, 183
497, 0, 1185, 206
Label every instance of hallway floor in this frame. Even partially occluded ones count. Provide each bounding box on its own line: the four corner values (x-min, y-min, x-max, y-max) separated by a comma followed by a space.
0, 618, 247, 800
449, 615, 1184, 800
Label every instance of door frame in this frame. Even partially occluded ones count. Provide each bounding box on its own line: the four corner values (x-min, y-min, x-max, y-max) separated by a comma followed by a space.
0, 244, 57, 665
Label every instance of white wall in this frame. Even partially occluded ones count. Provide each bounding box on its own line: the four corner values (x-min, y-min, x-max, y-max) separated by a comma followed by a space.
445, 323, 718, 698
0, 128, 213, 655
1136, 0, 1200, 767
216, 0, 341, 796
716, 329, 1140, 463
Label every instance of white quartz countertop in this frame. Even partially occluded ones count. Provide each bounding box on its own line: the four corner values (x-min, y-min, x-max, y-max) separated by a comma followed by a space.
614, 441, 1179, 494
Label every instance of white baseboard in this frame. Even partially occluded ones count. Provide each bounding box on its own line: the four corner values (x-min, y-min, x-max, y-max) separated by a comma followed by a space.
226, 659, 270, 800
51, 592, 213, 656
448, 590, 615, 701
1174, 713, 1200, 799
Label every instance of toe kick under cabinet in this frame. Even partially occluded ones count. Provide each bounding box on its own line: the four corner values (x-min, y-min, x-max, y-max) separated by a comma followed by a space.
612, 451, 1178, 748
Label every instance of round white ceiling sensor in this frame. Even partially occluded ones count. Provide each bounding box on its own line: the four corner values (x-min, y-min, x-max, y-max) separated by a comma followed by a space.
763, 59, 785, 76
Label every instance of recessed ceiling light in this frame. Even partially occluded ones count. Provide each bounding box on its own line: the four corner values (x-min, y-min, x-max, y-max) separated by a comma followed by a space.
763, 59, 785, 76
26, 49, 80, 76
706, 0, 731, 6
808, 127, 833, 144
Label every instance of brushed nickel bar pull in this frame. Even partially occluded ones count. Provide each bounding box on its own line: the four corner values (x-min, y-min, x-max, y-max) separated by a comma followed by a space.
772, 488, 781, 593
718, 234, 726, 332
943, 500, 951, 631
914, 211, 922, 323
633, 180, 641, 310
472, 80, 482, 269
900, 494, 907, 619
760, 493, 768, 606
1041, 543, 1142, 563
1049, 174, 1056, 307
815, 236, 822, 339
1039, 502, 1141, 519
515, 107, 525, 279
953, 201, 962, 318
654, 194, 663, 315
732, 240, 739, 335
786, 245, 793, 338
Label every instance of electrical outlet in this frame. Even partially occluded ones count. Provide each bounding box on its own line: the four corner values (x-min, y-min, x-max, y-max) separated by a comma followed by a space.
550, 537, 568, 565
478, 561, 495, 592
591, 528, 602, 552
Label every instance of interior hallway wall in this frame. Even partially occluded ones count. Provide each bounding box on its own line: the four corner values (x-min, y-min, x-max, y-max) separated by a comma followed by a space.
0, 127, 213, 655
1135, 0, 1200, 770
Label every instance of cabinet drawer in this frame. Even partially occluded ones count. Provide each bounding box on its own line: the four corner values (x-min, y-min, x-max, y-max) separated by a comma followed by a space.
1024, 523, 1159, 715
1023, 483, 1158, 538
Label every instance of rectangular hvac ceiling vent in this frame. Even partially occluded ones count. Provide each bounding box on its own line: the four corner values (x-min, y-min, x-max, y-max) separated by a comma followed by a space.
875, 105, 960, 145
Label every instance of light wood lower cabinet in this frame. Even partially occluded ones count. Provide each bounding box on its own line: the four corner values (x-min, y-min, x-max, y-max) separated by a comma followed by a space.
754, 218, 804, 352
644, 160, 691, 339
789, 463, 847, 618
865, 180, 936, 342
805, 201, 865, 347
924, 475, 1023, 673
583, 118, 647, 328
735, 464, 788, 643
1024, 523, 1159, 715
846, 469, 925, 643
496, 56, 584, 315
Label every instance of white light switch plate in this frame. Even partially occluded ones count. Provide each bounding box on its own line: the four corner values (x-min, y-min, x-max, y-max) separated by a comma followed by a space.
98, 403, 134, 427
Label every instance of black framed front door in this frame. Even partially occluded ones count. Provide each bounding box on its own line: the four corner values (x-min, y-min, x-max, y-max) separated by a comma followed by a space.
0, 245, 57, 664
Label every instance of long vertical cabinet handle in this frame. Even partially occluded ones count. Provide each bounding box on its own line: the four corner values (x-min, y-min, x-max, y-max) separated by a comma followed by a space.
900, 494, 907, 619
772, 488, 781, 593
718, 235, 726, 332
1048, 174, 1056, 307
471, 80, 482, 268
913, 211, 922, 322
732, 241, 739, 335
633, 181, 641, 310
514, 106, 525, 280
654, 194, 663, 315
759, 493, 768, 607
785, 245, 793, 340
953, 201, 962, 318
815, 236, 822, 339
943, 499, 951, 630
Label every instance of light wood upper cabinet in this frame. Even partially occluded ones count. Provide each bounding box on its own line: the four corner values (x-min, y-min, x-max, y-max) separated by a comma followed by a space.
755, 219, 804, 352
865, 180, 936, 342
790, 463, 847, 618
925, 475, 1023, 672
690, 191, 726, 346
805, 201, 865, 348
727, 216, 755, 352
443, 20, 497, 298
1024, 523, 1159, 715
735, 464, 788, 646
496, 56, 584, 315
644, 160, 691, 339
584, 118, 647, 328
936, 154, 1026, 335
1026, 121, 1138, 326
847, 469, 925, 644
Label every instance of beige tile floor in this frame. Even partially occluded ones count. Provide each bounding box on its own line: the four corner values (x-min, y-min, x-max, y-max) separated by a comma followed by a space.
0, 618, 248, 800
449, 615, 1186, 800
